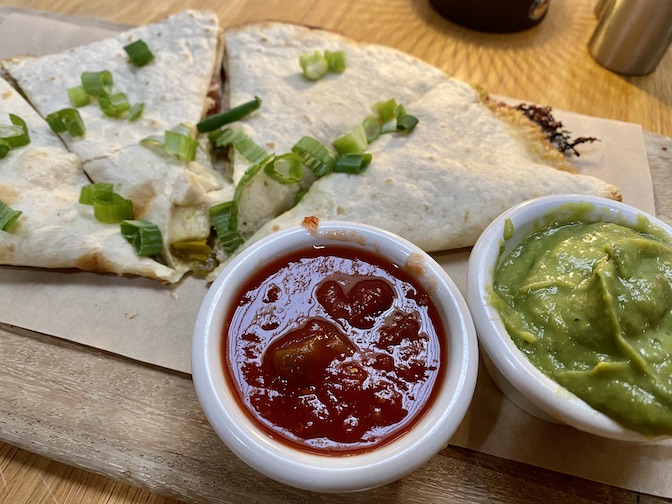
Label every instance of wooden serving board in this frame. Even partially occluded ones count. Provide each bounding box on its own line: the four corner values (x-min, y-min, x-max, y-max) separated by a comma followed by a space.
0, 132, 670, 504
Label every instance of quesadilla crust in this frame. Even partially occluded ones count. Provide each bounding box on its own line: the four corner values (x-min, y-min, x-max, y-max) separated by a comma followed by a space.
485, 97, 579, 173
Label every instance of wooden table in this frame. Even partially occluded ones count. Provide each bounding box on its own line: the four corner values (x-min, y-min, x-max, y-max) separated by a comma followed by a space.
1, 1, 671, 503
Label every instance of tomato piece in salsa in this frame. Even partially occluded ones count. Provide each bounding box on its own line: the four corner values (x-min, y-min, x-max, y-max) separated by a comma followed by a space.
222, 245, 446, 455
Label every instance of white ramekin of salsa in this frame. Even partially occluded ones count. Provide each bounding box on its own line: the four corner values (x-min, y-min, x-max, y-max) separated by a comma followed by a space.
467, 194, 672, 442
192, 219, 478, 492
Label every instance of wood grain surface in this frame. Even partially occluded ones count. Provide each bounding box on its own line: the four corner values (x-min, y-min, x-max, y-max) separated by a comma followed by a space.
0, 1, 671, 503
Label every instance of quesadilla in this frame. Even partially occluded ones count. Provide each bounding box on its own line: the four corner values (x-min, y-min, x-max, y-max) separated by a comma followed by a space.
0, 76, 182, 282
207, 22, 618, 278
2, 10, 233, 281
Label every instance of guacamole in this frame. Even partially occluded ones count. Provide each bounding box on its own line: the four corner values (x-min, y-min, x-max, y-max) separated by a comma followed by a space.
492, 207, 672, 437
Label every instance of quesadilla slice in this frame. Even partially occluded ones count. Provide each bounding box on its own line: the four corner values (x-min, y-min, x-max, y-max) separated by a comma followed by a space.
3, 10, 233, 281
230, 78, 619, 257
0, 76, 182, 282
206, 22, 618, 279
223, 22, 450, 237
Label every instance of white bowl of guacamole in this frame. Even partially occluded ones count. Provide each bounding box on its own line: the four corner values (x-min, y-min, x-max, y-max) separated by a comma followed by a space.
467, 194, 672, 442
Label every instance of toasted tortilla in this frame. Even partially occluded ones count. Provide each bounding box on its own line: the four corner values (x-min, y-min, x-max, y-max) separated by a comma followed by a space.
223, 22, 449, 236
0, 76, 182, 282
210, 23, 619, 279
2, 10, 233, 280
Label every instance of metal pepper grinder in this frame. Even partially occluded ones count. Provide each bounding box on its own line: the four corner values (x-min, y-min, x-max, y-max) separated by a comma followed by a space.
588, 0, 672, 75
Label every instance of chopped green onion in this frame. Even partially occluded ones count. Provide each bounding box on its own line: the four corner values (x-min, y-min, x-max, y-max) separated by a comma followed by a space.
210, 128, 268, 164
45, 108, 86, 137
397, 114, 419, 133
68, 85, 91, 107
128, 102, 145, 122
334, 153, 372, 174
79, 182, 114, 205
170, 239, 212, 263
325, 50, 346, 72
291, 136, 336, 177
210, 161, 266, 254
362, 115, 381, 143
196, 96, 262, 133
209, 201, 244, 254
164, 130, 197, 162
263, 153, 304, 184
234, 161, 265, 202
0, 114, 30, 148
374, 99, 399, 124
209, 201, 237, 238
99, 92, 131, 118
299, 51, 328, 81
333, 124, 367, 155
123, 39, 154, 67
92, 192, 134, 224
81, 70, 113, 97
0, 200, 22, 232
120, 220, 163, 256
218, 231, 245, 253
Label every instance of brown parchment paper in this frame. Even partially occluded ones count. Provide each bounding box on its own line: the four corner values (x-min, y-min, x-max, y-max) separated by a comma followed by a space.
0, 8, 670, 499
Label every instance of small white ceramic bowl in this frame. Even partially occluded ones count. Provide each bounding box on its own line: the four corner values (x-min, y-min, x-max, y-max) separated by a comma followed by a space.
192, 221, 478, 492
467, 194, 672, 442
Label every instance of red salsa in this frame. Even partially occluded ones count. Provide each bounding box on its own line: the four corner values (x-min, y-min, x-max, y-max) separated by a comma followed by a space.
222, 245, 446, 455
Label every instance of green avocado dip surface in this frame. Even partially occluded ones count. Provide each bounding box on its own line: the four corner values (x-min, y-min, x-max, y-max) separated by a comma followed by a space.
491, 206, 672, 437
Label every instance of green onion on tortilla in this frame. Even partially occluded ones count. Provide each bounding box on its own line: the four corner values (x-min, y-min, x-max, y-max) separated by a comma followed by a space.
67, 86, 91, 107
79, 183, 134, 224
45, 108, 86, 137
0, 114, 30, 156
123, 39, 155, 67
120, 219, 163, 256
0, 200, 22, 232
81, 70, 113, 97
197, 96, 262, 133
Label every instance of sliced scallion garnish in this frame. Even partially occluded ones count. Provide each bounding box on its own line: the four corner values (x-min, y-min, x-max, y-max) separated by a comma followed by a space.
68, 86, 91, 107
362, 115, 381, 143
0, 114, 30, 148
325, 50, 346, 72
45, 108, 86, 137
210, 128, 268, 164
123, 39, 154, 67
397, 113, 419, 133
291, 136, 336, 178
128, 102, 145, 122
299, 51, 328, 81
93, 192, 134, 224
196, 96, 262, 133
79, 182, 114, 205
0, 200, 22, 232
164, 129, 197, 162
99, 92, 131, 118
120, 220, 163, 256
334, 153, 372, 174
219, 231, 245, 253
81, 70, 113, 97
333, 124, 367, 155
209, 201, 237, 240
263, 153, 304, 184
209, 160, 266, 254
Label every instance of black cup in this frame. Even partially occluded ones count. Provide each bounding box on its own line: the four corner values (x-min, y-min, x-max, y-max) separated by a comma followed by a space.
430, 0, 551, 33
